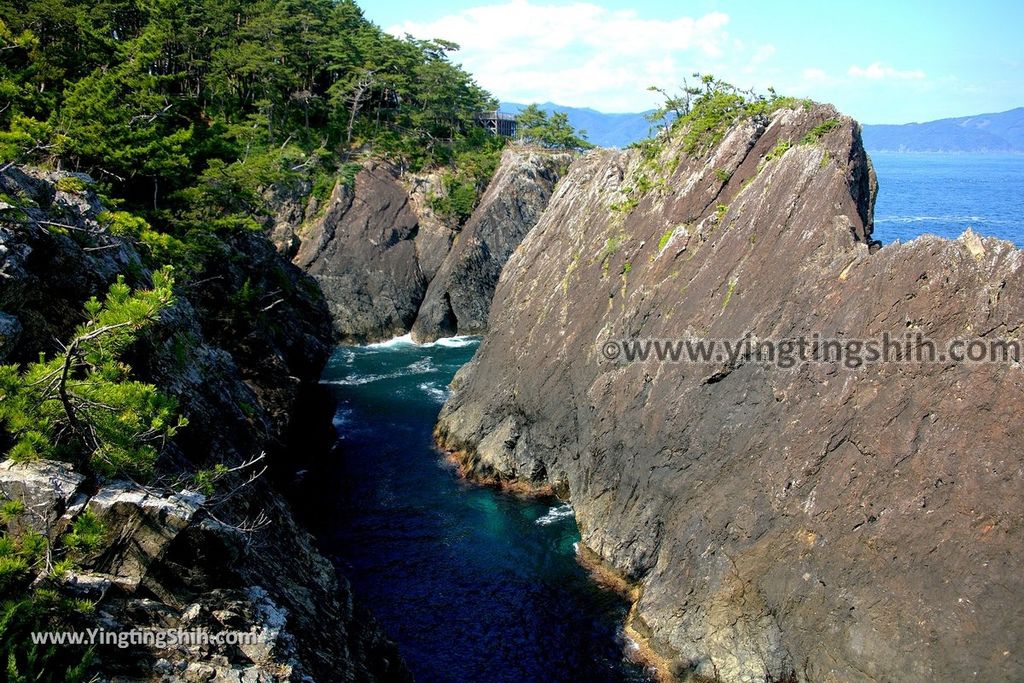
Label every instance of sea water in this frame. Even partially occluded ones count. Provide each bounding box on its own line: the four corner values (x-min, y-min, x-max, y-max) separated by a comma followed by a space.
304, 336, 653, 683
298, 153, 1022, 682
871, 152, 1024, 246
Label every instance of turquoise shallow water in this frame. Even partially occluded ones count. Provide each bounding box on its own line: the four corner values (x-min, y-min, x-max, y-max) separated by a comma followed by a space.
301, 336, 653, 683
871, 152, 1024, 246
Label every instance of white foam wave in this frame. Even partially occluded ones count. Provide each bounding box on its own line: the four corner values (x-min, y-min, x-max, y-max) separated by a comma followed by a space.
432, 335, 480, 348
322, 373, 388, 386
348, 333, 480, 351
418, 381, 449, 403
321, 356, 436, 386
876, 214, 1011, 226
536, 503, 575, 526
406, 357, 434, 373
360, 333, 416, 350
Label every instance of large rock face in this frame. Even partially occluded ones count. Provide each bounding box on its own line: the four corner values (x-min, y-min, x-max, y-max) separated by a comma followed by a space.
292, 163, 429, 343
282, 148, 569, 342
411, 148, 571, 342
436, 104, 1024, 681
0, 167, 145, 362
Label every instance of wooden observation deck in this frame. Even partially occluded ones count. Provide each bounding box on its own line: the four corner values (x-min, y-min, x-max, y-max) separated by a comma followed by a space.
475, 110, 518, 138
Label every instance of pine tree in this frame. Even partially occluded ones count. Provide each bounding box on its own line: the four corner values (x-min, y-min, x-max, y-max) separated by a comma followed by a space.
0, 267, 187, 480
515, 105, 593, 151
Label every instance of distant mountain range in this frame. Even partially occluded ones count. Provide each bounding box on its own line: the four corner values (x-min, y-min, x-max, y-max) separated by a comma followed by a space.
500, 102, 1024, 153
501, 102, 652, 148
861, 108, 1024, 153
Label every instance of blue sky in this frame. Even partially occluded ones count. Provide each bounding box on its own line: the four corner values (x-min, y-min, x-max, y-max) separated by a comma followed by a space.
360, 0, 1023, 123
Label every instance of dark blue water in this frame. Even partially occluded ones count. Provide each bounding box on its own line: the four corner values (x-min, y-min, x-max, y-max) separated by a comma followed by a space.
304, 336, 652, 683
871, 152, 1024, 246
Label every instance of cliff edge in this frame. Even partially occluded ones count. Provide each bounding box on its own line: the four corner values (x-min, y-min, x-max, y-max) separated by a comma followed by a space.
411, 148, 572, 342
0, 167, 410, 682
436, 102, 1024, 681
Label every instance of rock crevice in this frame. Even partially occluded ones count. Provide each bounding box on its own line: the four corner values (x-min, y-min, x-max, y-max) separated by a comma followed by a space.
276, 147, 572, 342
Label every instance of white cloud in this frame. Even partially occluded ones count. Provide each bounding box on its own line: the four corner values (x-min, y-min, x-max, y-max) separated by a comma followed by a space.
801, 68, 829, 82
388, 1, 740, 112
847, 62, 926, 81
751, 44, 776, 65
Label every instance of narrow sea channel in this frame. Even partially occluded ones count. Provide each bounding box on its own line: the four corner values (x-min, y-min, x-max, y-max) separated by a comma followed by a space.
300, 335, 653, 682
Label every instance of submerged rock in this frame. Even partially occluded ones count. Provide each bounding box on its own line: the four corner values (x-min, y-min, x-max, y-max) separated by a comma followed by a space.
436, 103, 1024, 681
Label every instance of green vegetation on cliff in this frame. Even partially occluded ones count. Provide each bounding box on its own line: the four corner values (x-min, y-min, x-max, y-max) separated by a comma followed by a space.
516, 104, 594, 151
0, 496, 101, 682
0, 0, 590, 492
0, 268, 184, 480
0, 3, 469, 678
646, 74, 811, 155
0, 0, 511, 252
0, 0, 592, 248
0, 266, 169, 678
607, 76, 814, 220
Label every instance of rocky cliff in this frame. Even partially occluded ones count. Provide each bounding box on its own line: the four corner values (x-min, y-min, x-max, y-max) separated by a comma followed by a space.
0, 167, 410, 682
411, 149, 572, 342
435, 104, 1024, 681
284, 162, 432, 343
276, 147, 569, 343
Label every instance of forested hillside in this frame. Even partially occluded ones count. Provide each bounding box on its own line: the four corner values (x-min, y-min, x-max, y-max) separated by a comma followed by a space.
0, 0, 502, 262
0, 3, 519, 678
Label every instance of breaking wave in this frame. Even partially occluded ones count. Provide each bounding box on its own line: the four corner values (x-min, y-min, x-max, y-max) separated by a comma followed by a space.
536, 503, 575, 526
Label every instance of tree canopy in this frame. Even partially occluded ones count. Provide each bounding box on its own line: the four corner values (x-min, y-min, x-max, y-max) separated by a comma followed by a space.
515, 104, 593, 151
0, 268, 185, 480
0, 0, 501, 229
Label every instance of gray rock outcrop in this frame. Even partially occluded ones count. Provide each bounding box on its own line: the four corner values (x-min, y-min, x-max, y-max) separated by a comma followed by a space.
435, 104, 1024, 681
0, 311, 21, 360
411, 148, 571, 342
0, 167, 410, 682
292, 163, 428, 342
278, 148, 570, 342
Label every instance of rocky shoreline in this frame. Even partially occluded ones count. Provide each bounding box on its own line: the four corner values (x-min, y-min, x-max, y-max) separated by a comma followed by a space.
0, 142, 583, 681
4, 97, 1022, 682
